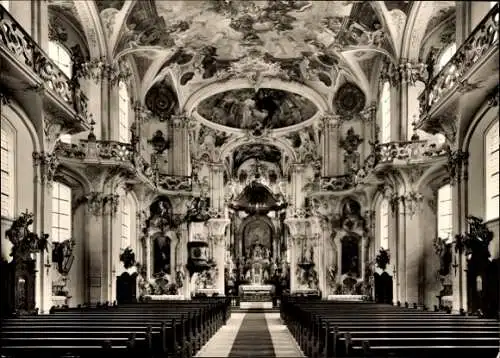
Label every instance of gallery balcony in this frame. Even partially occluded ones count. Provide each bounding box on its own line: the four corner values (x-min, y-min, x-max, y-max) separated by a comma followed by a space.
417, 4, 499, 135
314, 140, 447, 194
156, 174, 192, 192
53, 139, 141, 183
0, 5, 89, 132
375, 140, 448, 166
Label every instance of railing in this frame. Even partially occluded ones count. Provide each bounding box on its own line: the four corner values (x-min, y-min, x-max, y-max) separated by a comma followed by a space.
0, 5, 88, 117
157, 174, 192, 191
54, 140, 134, 162
320, 175, 353, 191
376, 140, 448, 164
419, 4, 499, 116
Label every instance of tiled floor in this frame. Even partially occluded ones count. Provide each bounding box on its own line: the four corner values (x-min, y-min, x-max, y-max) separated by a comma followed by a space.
196, 312, 304, 358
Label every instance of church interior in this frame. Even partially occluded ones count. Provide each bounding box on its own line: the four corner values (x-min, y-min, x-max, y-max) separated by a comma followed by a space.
0, 1, 499, 357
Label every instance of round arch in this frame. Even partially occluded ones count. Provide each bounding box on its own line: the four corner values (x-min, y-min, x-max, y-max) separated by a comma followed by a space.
183, 78, 329, 117
235, 214, 279, 259
73, 0, 108, 58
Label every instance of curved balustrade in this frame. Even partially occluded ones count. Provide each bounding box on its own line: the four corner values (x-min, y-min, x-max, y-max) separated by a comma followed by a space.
376, 140, 447, 164
419, 4, 499, 117
54, 140, 134, 162
0, 5, 88, 117
157, 174, 193, 191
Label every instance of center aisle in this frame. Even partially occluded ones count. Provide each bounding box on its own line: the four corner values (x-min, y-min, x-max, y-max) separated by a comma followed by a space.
228, 313, 275, 357
196, 311, 305, 358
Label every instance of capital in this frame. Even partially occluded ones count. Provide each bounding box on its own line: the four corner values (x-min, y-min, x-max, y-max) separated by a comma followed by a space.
171, 114, 190, 128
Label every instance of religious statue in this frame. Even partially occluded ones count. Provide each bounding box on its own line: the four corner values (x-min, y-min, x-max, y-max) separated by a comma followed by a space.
340, 127, 363, 174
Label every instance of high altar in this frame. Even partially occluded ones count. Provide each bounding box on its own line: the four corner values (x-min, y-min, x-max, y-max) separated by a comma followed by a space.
134, 85, 381, 303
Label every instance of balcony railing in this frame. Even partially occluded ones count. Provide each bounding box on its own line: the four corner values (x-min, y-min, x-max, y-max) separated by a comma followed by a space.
157, 174, 192, 191
54, 140, 134, 162
376, 140, 448, 164
0, 5, 88, 118
419, 4, 499, 116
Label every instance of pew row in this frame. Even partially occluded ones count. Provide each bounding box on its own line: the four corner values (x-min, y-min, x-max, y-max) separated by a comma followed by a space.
280, 297, 499, 358
1, 298, 231, 358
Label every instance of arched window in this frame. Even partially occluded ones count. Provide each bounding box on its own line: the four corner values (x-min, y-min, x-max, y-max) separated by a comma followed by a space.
436, 43, 457, 74
485, 121, 499, 220
48, 41, 72, 79
1, 124, 15, 218
118, 81, 130, 143
120, 195, 131, 249
51, 182, 72, 243
437, 184, 452, 239
379, 199, 389, 250
380, 81, 391, 143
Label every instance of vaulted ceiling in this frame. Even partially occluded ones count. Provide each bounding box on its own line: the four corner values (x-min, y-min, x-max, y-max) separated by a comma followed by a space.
46, 1, 456, 132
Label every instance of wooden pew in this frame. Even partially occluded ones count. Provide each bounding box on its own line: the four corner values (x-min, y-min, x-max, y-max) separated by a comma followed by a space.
280, 297, 499, 358
1, 298, 231, 358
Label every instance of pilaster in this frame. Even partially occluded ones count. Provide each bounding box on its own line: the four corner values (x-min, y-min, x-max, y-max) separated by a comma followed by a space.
32, 152, 54, 313
321, 114, 342, 176
207, 219, 230, 296
171, 114, 190, 176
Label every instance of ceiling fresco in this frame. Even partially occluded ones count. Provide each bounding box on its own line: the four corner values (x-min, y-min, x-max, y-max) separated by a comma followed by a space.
119, 1, 385, 59
232, 143, 282, 174
196, 88, 318, 130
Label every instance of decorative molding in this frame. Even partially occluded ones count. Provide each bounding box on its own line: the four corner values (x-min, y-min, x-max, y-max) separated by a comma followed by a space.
446, 149, 469, 185
74, 192, 120, 216
32, 151, 59, 185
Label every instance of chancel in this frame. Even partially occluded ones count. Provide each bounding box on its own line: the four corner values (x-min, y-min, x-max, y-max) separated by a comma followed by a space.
0, 1, 499, 357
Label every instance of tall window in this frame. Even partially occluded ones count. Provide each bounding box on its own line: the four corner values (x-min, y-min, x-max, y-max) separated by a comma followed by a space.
437, 184, 452, 239
436, 43, 457, 73
52, 182, 72, 243
1, 125, 14, 218
485, 121, 499, 220
118, 81, 130, 143
380, 81, 391, 143
379, 199, 389, 250
120, 196, 131, 249
48, 41, 72, 79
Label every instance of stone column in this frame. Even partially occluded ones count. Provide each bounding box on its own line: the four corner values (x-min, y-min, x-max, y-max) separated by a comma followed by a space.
105, 192, 120, 304
284, 218, 309, 292
173, 221, 189, 298
451, 152, 469, 313
80, 188, 119, 304
210, 164, 225, 213
171, 114, 190, 176
145, 235, 152, 280
322, 114, 342, 176
388, 206, 399, 304
290, 164, 305, 209
394, 195, 407, 304
84, 193, 105, 304
32, 152, 57, 313
402, 193, 425, 306
208, 219, 230, 296
133, 104, 152, 156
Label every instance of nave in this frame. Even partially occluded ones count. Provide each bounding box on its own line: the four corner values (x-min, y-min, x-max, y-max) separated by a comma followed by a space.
2, 297, 499, 358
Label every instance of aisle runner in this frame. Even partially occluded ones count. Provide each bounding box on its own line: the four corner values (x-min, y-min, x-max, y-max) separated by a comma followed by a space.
228, 313, 276, 358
